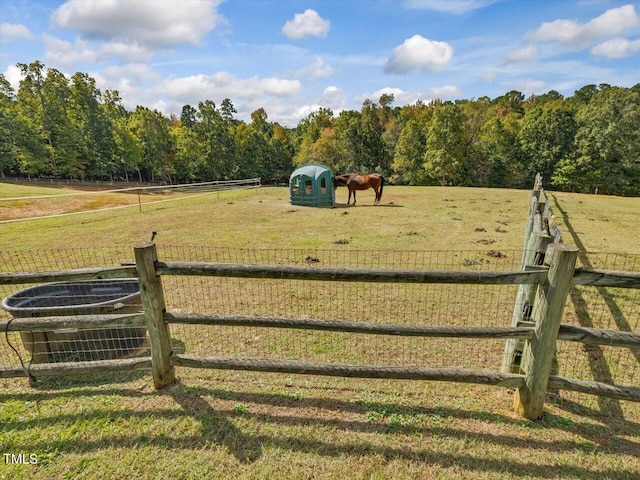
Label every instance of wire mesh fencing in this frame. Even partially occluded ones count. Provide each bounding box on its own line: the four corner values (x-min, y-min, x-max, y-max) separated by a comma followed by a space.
556, 252, 640, 408
158, 247, 524, 373
1, 245, 638, 410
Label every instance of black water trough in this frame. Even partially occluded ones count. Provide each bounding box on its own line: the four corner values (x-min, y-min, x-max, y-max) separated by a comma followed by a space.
2, 279, 147, 363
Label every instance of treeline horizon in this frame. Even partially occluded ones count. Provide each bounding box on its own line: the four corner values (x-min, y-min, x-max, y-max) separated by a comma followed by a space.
1, 61, 639, 195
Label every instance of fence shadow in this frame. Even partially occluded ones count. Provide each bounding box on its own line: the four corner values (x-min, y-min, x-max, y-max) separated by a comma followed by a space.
29, 368, 149, 390
332, 202, 404, 208
2, 382, 639, 476
551, 193, 638, 421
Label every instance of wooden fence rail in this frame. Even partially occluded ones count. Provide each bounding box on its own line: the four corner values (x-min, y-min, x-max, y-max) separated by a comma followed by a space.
3, 314, 637, 349
155, 261, 549, 284
0, 266, 137, 285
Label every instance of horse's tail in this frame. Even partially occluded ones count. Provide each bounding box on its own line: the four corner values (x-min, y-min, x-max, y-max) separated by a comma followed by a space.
378, 175, 384, 202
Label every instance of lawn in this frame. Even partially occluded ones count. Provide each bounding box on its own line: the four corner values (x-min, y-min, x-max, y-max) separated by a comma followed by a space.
1, 181, 638, 253
1, 181, 639, 479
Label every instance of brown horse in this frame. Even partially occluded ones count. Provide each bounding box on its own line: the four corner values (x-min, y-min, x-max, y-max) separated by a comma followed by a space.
333, 173, 384, 205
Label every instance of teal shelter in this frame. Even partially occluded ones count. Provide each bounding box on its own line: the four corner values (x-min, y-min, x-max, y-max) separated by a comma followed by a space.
289, 163, 335, 207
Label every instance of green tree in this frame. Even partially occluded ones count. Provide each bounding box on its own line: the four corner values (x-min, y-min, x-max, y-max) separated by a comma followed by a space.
480, 111, 526, 188
44, 68, 86, 178
180, 104, 197, 129
128, 106, 174, 182
268, 124, 295, 183
0, 75, 19, 176
333, 109, 362, 172
519, 100, 577, 185
493, 90, 525, 116
103, 89, 141, 182
15, 61, 49, 176
294, 107, 334, 165
171, 123, 201, 182
554, 87, 640, 195
195, 100, 236, 179
358, 99, 387, 173
457, 98, 491, 186
305, 127, 347, 173
423, 102, 466, 185
392, 119, 428, 184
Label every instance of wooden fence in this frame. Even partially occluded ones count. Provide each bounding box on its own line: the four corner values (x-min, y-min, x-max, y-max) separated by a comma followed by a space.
1, 178, 639, 420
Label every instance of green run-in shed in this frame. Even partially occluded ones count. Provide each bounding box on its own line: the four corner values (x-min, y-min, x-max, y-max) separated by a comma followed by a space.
289, 163, 335, 207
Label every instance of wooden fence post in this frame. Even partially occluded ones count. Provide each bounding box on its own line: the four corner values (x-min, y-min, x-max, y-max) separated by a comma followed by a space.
134, 241, 175, 389
513, 243, 578, 420
502, 232, 552, 373
505, 173, 553, 374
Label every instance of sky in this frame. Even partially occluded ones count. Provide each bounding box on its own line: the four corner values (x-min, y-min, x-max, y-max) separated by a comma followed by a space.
1, 0, 639, 127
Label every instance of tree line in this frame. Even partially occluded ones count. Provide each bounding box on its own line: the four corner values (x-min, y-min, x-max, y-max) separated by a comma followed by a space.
1, 61, 639, 195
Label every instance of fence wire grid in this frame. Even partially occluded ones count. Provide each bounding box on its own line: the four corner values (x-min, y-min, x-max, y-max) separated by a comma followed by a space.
1, 246, 638, 408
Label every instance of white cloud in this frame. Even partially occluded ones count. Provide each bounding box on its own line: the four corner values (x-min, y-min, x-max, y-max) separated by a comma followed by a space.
98, 41, 154, 62
282, 9, 330, 39
52, 0, 225, 46
482, 71, 498, 82
384, 35, 453, 74
3, 64, 23, 91
293, 103, 325, 120
404, 0, 499, 14
162, 72, 301, 100
526, 4, 639, 49
43, 34, 98, 69
42, 34, 153, 69
364, 87, 413, 105
43, 33, 155, 70
0, 23, 33, 42
88, 67, 307, 127
322, 85, 346, 109
102, 63, 160, 83
294, 56, 336, 80
591, 37, 640, 58
359, 85, 461, 106
263, 87, 345, 126
505, 45, 538, 63
518, 80, 545, 94
426, 85, 462, 98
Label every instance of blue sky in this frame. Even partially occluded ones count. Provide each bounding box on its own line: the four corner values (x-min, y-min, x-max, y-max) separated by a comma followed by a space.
1, 0, 639, 126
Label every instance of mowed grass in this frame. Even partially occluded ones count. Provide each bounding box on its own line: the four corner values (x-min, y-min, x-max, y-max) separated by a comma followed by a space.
1, 181, 638, 253
1, 181, 639, 479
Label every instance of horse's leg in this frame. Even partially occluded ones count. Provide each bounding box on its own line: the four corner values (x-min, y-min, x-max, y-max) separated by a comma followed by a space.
353, 190, 356, 205
374, 187, 379, 205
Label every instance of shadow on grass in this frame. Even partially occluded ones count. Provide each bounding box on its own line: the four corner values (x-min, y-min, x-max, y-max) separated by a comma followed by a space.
551, 193, 639, 422
2, 381, 639, 476
28, 369, 148, 390
333, 202, 404, 208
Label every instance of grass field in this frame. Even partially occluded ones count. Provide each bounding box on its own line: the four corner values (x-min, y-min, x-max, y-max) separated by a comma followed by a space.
2, 181, 638, 253
1, 181, 639, 479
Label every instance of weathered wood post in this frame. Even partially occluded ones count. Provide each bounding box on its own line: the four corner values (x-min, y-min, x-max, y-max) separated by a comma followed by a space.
514, 243, 578, 420
502, 231, 552, 373
134, 241, 175, 388
504, 173, 552, 373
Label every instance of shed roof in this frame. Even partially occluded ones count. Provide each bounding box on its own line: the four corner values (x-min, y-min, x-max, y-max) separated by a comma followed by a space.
290, 163, 333, 181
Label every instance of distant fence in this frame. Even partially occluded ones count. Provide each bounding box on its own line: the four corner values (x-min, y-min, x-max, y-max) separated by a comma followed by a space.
0, 177, 261, 223
1, 176, 639, 420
